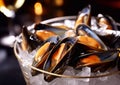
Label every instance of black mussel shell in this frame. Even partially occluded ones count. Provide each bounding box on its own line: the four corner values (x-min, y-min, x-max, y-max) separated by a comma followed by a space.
76, 24, 108, 50
74, 5, 91, 28
117, 54, 120, 71
68, 42, 105, 67
75, 50, 119, 72
31, 36, 60, 76
98, 34, 120, 49
68, 43, 90, 67
21, 26, 42, 52
43, 37, 77, 82
34, 23, 68, 37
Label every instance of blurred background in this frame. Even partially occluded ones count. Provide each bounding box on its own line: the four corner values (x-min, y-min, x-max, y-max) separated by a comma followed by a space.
0, 0, 120, 85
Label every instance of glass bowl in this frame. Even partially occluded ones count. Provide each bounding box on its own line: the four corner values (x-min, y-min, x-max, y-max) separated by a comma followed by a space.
14, 16, 120, 85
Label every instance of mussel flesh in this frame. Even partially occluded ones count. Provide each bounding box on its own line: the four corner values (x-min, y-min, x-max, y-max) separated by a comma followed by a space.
35, 30, 57, 41
34, 23, 68, 37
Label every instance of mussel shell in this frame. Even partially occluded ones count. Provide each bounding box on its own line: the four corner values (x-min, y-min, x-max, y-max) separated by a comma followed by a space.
43, 37, 77, 82
74, 5, 91, 28
117, 55, 120, 71
68, 41, 106, 67
34, 23, 68, 37
21, 26, 42, 52
68, 43, 93, 67
31, 36, 60, 76
76, 24, 108, 50
98, 34, 120, 49
75, 50, 119, 72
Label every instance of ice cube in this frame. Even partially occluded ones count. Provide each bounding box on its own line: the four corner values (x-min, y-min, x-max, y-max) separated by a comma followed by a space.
63, 66, 75, 76
64, 19, 75, 29
75, 67, 91, 82
62, 78, 78, 85
49, 78, 64, 85
30, 74, 48, 85
96, 71, 109, 81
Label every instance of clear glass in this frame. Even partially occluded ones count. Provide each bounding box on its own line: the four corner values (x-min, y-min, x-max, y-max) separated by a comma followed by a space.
14, 16, 120, 85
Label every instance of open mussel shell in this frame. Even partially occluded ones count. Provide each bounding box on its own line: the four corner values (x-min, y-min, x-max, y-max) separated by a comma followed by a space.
75, 50, 119, 72
43, 37, 77, 82
68, 42, 98, 67
76, 24, 108, 50
34, 23, 68, 37
74, 5, 91, 29
31, 36, 60, 76
97, 14, 118, 30
21, 26, 43, 52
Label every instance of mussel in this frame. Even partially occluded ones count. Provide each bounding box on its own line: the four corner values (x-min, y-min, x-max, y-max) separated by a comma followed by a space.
75, 49, 119, 72
21, 26, 43, 52
43, 37, 77, 82
34, 23, 68, 37
31, 36, 60, 75
74, 5, 91, 29
76, 24, 108, 50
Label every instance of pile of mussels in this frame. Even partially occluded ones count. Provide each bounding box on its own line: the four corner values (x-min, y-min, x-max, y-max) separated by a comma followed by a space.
21, 5, 120, 82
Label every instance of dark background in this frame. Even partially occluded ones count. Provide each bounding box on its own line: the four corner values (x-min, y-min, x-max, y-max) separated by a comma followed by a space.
0, 0, 120, 85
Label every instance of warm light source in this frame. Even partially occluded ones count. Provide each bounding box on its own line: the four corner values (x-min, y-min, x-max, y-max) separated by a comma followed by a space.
0, 0, 25, 18
0, 0, 15, 18
34, 2, 43, 15
54, 0, 64, 6
15, 0, 25, 9
0, 6, 15, 18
